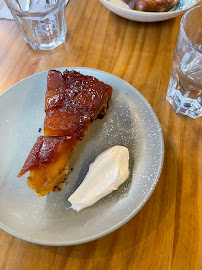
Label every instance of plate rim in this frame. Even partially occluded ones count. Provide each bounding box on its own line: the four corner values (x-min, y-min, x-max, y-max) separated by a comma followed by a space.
0, 67, 165, 246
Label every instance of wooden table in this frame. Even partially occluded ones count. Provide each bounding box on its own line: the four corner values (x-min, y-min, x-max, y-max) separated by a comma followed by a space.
0, 0, 201, 269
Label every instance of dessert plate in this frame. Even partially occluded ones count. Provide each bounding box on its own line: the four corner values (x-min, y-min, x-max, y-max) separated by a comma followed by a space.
0, 68, 164, 246
99, 0, 200, 22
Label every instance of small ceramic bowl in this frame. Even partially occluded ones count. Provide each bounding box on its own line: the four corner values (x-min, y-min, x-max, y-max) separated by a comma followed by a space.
99, 0, 201, 22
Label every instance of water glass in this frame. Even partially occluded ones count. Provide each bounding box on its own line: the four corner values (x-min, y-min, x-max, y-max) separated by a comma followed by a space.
4, 0, 67, 50
166, 5, 202, 119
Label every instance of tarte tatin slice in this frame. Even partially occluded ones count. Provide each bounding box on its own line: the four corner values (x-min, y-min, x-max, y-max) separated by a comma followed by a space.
18, 70, 112, 196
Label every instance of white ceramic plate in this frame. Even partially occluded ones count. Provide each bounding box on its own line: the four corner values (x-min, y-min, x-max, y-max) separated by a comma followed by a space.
99, 0, 200, 22
0, 68, 164, 246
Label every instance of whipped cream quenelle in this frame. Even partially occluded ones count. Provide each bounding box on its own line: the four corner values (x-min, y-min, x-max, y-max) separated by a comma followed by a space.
68, 145, 130, 212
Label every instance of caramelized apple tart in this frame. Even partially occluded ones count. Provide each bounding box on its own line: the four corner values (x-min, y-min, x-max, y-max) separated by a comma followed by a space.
18, 70, 112, 196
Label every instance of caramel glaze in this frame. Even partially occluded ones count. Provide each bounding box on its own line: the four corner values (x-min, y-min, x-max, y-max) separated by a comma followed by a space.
18, 136, 79, 195
123, 0, 179, 12
18, 136, 78, 177
44, 70, 112, 140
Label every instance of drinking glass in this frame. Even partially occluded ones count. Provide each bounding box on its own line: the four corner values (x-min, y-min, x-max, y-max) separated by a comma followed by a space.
4, 0, 67, 50
166, 5, 202, 119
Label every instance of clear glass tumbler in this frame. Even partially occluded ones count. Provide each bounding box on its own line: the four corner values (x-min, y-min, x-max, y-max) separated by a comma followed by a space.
166, 5, 202, 119
4, 0, 67, 50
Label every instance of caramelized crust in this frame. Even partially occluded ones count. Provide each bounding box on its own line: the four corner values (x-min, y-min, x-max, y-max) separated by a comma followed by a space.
18, 136, 78, 177
44, 70, 112, 140
18, 136, 78, 196
18, 70, 112, 196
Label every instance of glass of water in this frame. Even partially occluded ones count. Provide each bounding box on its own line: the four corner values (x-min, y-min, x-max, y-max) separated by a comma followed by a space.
166, 5, 202, 119
4, 0, 67, 50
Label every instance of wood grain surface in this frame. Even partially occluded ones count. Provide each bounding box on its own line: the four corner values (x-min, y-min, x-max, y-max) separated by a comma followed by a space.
0, 0, 201, 269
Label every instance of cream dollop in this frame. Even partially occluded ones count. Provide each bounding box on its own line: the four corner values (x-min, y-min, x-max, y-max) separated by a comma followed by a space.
68, 145, 130, 212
